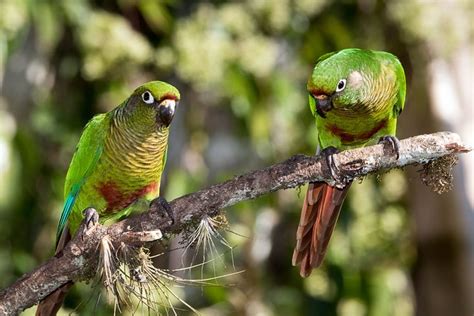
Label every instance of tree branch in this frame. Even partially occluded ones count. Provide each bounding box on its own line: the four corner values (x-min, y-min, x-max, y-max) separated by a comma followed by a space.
0, 131, 470, 315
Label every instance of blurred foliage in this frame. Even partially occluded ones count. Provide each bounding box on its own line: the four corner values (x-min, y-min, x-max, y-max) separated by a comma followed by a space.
0, 0, 470, 315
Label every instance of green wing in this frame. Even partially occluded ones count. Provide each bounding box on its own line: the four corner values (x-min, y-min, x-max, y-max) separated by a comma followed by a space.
57, 113, 109, 241
375, 51, 406, 117
393, 58, 406, 117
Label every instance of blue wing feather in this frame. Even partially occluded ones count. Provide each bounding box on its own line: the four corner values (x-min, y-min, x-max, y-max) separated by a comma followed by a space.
56, 185, 80, 242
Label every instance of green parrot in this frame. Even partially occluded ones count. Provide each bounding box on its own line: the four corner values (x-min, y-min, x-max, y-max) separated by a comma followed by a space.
292, 48, 406, 277
36, 81, 180, 315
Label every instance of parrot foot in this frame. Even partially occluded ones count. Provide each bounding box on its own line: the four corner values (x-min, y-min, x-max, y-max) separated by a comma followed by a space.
81, 207, 99, 238
378, 136, 401, 159
320, 147, 351, 186
150, 197, 175, 225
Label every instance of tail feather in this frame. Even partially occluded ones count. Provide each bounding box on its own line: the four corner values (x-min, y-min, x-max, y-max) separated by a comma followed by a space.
36, 227, 73, 316
35, 282, 73, 316
293, 182, 351, 277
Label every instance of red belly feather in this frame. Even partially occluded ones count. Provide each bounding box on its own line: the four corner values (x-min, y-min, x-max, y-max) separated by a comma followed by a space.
328, 118, 387, 143
97, 181, 158, 212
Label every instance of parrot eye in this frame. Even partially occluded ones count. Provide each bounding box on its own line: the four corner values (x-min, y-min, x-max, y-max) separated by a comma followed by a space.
141, 91, 154, 104
336, 79, 346, 92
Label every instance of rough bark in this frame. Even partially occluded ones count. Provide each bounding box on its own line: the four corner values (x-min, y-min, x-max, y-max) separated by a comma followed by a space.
0, 131, 469, 316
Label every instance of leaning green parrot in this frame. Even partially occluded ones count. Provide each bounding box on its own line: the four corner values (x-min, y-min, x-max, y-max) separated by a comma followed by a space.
36, 81, 180, 315
292, 48, 406, 277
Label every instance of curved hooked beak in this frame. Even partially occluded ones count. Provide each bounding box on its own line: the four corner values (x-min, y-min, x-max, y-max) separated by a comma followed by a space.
314, 94, 333, 118
157, 99, 177, 127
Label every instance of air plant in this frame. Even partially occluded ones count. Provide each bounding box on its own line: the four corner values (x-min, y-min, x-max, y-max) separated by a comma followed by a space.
95, 222, 243, 315
180, 214, 239, 278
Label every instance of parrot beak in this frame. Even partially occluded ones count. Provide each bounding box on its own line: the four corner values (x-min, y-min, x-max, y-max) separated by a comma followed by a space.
314, 94, 333, 118
157, 98, 177, 127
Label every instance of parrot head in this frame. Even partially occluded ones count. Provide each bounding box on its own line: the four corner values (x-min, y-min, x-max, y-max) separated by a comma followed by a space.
307, 48, 402, 118
126, 81, 180, 129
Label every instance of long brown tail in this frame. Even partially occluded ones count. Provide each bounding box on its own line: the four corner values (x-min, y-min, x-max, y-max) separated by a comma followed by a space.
292, 181, 351, 277
36, 228, 73, 316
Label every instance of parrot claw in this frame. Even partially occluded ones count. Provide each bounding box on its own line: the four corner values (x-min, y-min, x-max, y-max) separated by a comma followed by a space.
320, 147, 350, 186
81, 207, 99, 238
378, 136, 401, 159
150, 197, 175, 225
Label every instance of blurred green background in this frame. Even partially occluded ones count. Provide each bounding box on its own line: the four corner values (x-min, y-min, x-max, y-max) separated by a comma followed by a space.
0, 0, 473, 315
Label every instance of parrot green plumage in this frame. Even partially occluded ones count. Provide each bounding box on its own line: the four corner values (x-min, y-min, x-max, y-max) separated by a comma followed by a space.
292, 48, 406, 277
37, 81, 180, 316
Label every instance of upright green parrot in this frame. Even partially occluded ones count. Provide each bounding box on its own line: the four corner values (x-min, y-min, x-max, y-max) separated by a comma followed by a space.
36, 81, 180, 315
292, 48, 406, 277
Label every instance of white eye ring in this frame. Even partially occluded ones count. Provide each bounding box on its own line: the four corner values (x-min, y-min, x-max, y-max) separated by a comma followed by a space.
141, 91, 154, 104
336, 79, 346, 92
